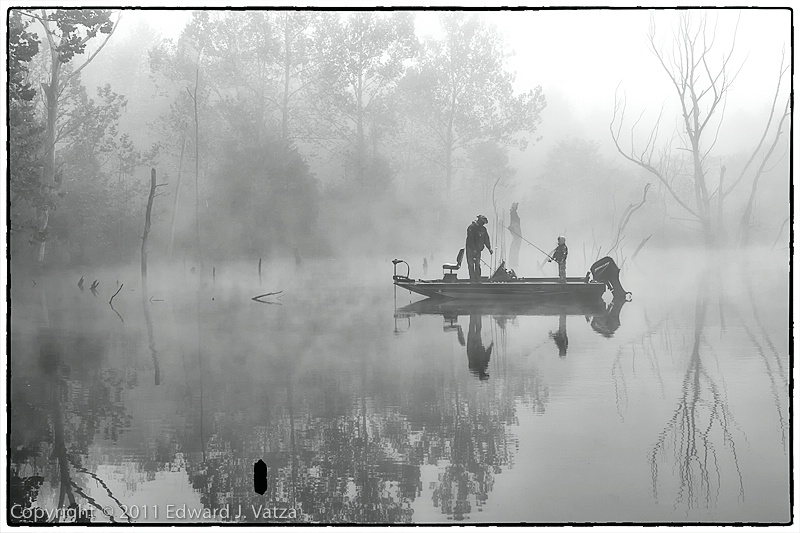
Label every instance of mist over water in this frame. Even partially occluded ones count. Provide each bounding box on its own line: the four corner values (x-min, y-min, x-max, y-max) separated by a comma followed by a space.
7, 6, 791, 526
8, 248, 789, 524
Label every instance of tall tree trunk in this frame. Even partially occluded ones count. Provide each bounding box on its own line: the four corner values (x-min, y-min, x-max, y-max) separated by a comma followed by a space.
141, 168, 156, 283
189, 60, 203, 272
717, 165, 726, 244
281, 14, 291, 150
356, 80, 365, 184
168, 134, 187, 261
445, 83, 457, 191
738, 98, 790, 246
38, 49, 61, 263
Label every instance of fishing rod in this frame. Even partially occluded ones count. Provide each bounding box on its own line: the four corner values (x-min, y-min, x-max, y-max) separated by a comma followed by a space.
503, 224, 554, 261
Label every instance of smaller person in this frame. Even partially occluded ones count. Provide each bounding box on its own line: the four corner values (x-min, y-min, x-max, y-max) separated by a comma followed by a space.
549, 235, 568, 283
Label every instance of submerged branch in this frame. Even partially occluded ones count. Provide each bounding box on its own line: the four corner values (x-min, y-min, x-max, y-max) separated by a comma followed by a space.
109, 284, 123, 304
252, 291, 284, 303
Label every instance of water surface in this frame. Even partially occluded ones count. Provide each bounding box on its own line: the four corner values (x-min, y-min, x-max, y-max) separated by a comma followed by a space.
8, 251, 790, 524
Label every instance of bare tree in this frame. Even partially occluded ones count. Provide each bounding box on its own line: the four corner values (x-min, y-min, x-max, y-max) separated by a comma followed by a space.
731, 49, 790, 245
610, 11, 788, 246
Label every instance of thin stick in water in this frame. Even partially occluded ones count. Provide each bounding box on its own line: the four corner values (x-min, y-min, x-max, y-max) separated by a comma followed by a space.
109, 283, 123, 304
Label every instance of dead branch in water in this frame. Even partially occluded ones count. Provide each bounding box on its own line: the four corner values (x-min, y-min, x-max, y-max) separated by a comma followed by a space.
110, 303, 124, 323
252, 291, 283, 303
109, 284, 123, 304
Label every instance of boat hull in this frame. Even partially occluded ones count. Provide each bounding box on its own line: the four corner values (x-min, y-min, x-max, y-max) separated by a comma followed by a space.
394, 277, 607, 301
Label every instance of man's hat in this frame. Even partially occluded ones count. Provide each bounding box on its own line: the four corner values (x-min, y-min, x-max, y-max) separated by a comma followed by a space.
477, 214, 488, 223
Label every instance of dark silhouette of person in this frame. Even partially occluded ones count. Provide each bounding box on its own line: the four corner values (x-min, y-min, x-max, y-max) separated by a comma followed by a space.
467, 313, 493, 380
548, 236, 568, 283
508, 203, 522, 271
549, 314, 569, 357
466, 215, 493, 283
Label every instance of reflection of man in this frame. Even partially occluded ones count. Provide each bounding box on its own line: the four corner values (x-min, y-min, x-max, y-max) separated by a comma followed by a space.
466, 215, 493, 283
467, 314, 493, 380
549, 314, 568, 357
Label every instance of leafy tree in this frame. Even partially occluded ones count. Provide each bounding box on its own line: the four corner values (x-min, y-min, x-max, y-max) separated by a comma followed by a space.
47, 79, 158, 264
149, 11, 215, 264
8, 11, 43, 238
468, 141, 515, 205
15, 8, 118, 263
311, 12, 417, 188
401, 13, 545, 191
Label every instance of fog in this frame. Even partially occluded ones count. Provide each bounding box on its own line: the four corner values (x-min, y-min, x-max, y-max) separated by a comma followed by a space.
6, 7, 791, 277
6, 8, 794, 527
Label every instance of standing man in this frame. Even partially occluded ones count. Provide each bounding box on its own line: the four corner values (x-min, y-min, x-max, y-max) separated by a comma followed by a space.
508, 202, 522, 270
466, 214, 493, 283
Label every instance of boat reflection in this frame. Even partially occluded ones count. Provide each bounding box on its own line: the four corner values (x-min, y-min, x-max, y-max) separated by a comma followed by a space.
397, 299, 626, 339
396, 298, 627, 375
395, 298, 608, 319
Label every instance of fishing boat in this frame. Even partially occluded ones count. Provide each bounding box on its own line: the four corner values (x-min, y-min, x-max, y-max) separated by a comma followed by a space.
392, 251, 629, 302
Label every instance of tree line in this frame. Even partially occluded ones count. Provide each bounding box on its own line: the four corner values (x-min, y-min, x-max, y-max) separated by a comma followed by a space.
9, 9, 545, 267
8, 9, 789, 268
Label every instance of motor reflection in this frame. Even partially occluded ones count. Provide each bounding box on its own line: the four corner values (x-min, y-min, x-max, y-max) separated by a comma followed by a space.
590, 298, 626, 338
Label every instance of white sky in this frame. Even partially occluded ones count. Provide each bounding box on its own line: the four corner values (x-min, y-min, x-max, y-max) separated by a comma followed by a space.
119, 6, 789, 158
124, 7, 790, 122
5, 5, 792, 159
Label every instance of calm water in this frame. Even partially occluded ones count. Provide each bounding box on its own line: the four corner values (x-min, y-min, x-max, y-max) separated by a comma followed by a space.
8, 251, 790, 524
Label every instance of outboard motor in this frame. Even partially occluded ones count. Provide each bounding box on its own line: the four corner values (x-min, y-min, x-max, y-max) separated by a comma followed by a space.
590, 256, 631, 300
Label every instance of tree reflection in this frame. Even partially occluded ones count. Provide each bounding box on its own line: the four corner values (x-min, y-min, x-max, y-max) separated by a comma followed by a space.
430, 385, 507, 520
649, 277, 745, 513
9, 329, 133, 523
177, 312, 520, 523
739, 263, 788, 450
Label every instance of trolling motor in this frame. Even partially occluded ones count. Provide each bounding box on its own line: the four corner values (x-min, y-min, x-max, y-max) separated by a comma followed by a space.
589, 256, 631, 301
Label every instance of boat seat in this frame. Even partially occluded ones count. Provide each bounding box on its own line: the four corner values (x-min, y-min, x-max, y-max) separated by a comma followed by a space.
442, 248, 465, 274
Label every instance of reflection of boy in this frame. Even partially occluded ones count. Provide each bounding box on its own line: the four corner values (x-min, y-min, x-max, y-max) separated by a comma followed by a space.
550, 314, 569, 357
